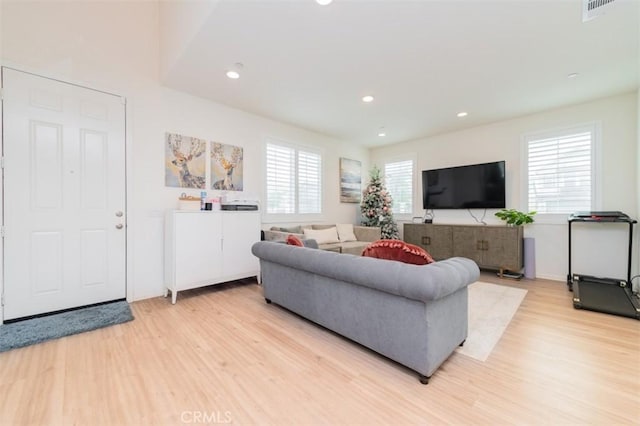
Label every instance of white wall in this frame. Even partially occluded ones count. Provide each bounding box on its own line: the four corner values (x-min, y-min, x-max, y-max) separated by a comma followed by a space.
158, 0, 220, 80
637, 87, 640, 292
0, 0, 3, 319
1, 1, 368, 301
371, 93, 638, 281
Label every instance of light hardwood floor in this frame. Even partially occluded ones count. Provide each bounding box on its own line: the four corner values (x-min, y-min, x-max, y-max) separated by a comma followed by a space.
1, 273, 639, 425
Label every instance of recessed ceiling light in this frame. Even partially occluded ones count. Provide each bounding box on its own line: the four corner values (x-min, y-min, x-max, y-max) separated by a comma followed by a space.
362, 95, 374, 103
567, 73, 579, 79
378, 132, 386, 137
457, 112, 468, 118
316, 0, 333, 5
226, 70, 240, 79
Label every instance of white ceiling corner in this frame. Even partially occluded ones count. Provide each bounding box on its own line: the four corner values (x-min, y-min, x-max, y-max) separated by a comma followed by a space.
160, 0, 640, 147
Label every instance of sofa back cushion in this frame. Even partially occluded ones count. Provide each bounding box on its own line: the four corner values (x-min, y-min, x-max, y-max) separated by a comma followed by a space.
271, 225, 303, 234
362, 240, 434, 265
303, 227, 340, 244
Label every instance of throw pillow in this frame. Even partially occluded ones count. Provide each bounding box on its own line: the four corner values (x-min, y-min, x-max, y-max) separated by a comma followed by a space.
303, 227, 340, 245
286, 234, 304, 247
362, 240, 434, 265
336, 224, 357, 242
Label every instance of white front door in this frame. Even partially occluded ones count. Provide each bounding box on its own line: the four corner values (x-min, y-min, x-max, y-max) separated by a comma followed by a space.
2, 68, 126, 320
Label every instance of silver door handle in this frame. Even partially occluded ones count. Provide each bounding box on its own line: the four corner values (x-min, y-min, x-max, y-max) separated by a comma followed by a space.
115, 224, 123, 229
115, 211, 123, 217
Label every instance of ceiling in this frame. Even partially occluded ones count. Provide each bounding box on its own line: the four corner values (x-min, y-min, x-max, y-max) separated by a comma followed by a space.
162, 0, 640, 147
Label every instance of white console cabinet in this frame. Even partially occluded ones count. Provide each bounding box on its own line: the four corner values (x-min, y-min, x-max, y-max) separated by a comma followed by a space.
164, 210, 260, 304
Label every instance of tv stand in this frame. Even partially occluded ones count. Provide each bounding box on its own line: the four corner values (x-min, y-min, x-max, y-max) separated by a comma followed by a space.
404, 223, 523, 273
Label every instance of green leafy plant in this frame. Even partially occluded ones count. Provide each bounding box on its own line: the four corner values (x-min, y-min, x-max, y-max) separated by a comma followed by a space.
494, 209, 536, 226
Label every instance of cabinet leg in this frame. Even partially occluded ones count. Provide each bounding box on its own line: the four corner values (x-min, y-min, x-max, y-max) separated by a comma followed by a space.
265, 298, 272, 304
419, 374, 430, 385
459, 339, 465, 347
172, 291, 177, 305
163, 287, 168, 298
499, 268, 504, 278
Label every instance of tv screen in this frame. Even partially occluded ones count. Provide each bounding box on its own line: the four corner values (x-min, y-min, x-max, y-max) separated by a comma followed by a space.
422, 161, 506, 209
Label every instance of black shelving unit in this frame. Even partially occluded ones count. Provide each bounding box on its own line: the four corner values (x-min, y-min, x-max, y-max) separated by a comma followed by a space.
567, 211, 640, 320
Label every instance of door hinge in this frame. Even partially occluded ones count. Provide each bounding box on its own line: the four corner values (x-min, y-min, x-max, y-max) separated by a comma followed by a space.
1, 226, 5, 238
0, 88, 3, 101
1, 156, 4, 169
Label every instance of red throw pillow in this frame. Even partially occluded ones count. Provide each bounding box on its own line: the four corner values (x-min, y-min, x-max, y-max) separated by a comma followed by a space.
286, 234, 304, 247
362, 240, 434, 265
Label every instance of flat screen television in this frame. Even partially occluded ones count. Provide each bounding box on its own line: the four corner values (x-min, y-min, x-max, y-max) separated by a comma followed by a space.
422, 161, 506, 209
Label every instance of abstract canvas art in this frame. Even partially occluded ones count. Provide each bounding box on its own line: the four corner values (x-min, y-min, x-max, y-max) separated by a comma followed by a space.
340, 157, 362, 203
211, 142, 244, 191
165, 132, 206, 189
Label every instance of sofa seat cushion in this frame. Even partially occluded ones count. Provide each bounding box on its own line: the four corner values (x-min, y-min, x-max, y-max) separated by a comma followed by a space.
318, 242, 342, 252
338, 241, 370, 255
362, 240, 434, 265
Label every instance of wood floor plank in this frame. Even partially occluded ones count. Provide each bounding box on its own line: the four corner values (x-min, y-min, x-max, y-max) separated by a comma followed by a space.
1, 274, 639, 425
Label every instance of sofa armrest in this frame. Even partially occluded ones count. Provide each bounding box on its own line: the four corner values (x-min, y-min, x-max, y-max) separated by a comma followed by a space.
354, 226, 381, 242
263, 229, 306, 242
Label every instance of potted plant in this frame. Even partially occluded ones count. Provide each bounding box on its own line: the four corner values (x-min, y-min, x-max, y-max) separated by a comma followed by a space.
495, 209, 536, 226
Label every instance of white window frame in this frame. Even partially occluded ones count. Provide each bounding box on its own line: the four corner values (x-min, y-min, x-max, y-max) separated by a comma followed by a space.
263, 138, 324, 223
520, 122, 602, 224
382, 154, 417, 220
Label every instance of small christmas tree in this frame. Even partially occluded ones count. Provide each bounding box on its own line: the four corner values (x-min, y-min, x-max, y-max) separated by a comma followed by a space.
360, 165, 400, 239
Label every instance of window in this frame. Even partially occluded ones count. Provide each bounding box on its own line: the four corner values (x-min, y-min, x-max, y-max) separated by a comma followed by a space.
384, 158, 414, 215
523, 124, 599, 214
265, 141, 322, 215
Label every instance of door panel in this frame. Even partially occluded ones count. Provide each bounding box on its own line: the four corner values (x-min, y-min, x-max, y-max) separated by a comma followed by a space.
3, 68, 126, 320
222, 212, 260, 277
31, 121, 63, 209
174, 213, 223, 286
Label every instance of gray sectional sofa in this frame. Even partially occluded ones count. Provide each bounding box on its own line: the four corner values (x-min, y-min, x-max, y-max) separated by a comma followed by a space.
251, 241, 480, 383
263, 224, 380, 255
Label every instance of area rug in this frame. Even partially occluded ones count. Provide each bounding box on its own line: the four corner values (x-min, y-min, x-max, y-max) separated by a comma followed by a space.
0, 300, 134, 353
456, 282, 527, 362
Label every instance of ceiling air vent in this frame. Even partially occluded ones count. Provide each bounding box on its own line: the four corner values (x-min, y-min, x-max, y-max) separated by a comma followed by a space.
583, 0, 617, 22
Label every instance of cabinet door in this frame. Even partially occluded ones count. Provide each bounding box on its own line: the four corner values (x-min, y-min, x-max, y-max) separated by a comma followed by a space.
427, 225, 453, 260
221, 212, 260, 277
403, 224, 424, 246
452, 226, 483, 264
404, 224, 453, 260
174, 213, 223, 287
482, 226, 523, 270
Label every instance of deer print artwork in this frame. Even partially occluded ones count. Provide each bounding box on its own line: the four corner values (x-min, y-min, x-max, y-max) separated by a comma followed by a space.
211, 142, 244, 191
165, 132, 206, 189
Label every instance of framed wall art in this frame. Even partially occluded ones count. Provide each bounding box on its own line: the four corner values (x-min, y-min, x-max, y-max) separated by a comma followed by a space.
165, 132, 206, 189
339, 157, 362, 203
211, 142, 244, 191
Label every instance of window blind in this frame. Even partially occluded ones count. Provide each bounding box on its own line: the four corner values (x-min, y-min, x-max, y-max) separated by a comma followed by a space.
265, 142, 322, 215
527, 131, 592, 214
384, 159, 413, 214
297, 151, 322, 214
